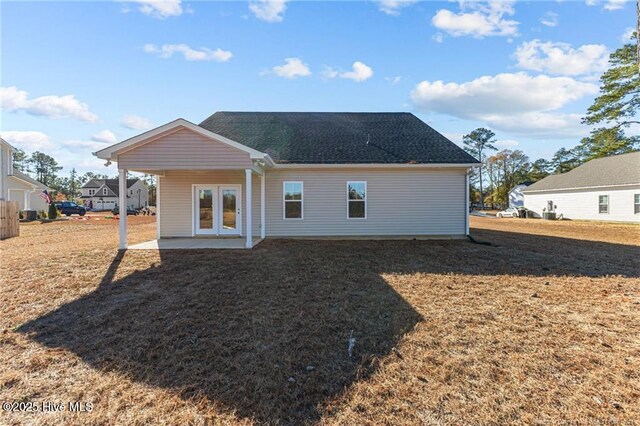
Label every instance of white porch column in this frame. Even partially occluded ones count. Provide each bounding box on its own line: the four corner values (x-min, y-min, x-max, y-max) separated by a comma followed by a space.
119, 168, 128, 249
260, 171, 265, 239
24, 188, 34, 210
245, 169, 253, 248
156, 175, 161, 239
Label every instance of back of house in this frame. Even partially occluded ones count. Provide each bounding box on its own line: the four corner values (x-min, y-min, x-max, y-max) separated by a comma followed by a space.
95, 112, 479, 249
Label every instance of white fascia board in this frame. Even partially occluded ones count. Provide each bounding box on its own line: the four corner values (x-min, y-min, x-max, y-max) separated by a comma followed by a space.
93, 118, 270, 162
272, 163, 480, 169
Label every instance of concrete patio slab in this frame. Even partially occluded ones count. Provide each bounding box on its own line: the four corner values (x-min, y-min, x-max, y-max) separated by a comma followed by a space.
129, 237, 263, 250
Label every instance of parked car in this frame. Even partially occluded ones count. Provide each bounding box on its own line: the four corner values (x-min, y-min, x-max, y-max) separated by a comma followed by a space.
111, 206, 139, 216
55, 201, 87, 216
496, 207, 520, 218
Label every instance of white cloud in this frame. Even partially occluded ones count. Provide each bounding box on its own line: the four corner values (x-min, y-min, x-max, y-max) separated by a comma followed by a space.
0, 86, 98, 122
385, 76, 402, 85
585, 0, 629, 10
603, 0, 628, 10
91, 130, 117, 144
143, 43, 232, 62
272, 58, 311, 78
340, 61, 374, 82
121, 115, 153, 130
432, 32, 444, 43
410, 72, 598, 137
621, 27, 635, 43
249, 0, 287, 22
514, 40, 609, 76
128, 0, 183, 19
540, 11, 559, 27
432, 1, 519, 38
495, 139, 519, 148
62, 140, 112, 151
376, 0, 417, 16
0, 131, 53, 151
323, 61, 374, 82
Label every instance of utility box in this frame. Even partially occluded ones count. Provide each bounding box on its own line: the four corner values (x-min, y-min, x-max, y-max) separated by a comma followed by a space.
543, 212, 556, 220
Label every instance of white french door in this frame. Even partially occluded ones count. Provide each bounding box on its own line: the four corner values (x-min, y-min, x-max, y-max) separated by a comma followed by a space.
193, 185, 242, 236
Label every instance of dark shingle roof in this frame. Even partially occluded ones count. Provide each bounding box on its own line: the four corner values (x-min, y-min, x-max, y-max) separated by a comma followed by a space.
198, 112, 479, 164
523, 151, 640, 192
104, 179, 140, 195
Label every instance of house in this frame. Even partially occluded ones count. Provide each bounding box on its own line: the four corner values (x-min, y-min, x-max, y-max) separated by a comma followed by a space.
523, 151, 640, 222
7, 168, 52, 212
0, 137, 14, 201
508, 182, 533, 208
94, 112, 480, 249
80, 178, 149, 211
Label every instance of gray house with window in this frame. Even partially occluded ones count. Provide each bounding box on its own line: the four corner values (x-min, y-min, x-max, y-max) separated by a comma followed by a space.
94, 112, 479, 249
523, 151, 640, 222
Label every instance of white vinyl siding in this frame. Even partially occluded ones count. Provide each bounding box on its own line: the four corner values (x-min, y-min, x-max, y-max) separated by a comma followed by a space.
265, 168, 467, 237
524, 186, 640, 222
118, 128, 252, 171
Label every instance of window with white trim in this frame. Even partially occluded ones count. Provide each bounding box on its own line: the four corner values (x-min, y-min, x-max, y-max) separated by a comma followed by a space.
88, 189, 95, 196
103, 188, 108, 195
634, 194, 640, 214
283, 181, 303, 219
347, 181, 367, 219
598, 195, 609, 214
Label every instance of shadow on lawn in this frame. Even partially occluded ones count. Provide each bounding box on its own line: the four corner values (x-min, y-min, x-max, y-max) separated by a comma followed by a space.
18, 228, 639, 424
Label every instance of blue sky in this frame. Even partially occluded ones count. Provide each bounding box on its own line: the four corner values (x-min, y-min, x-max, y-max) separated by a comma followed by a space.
0, 0, 635, 175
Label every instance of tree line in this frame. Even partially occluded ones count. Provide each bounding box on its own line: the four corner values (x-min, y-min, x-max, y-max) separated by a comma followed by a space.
463, 32, 639, 209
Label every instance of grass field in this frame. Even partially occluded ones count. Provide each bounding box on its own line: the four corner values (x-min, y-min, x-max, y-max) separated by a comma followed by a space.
1, 216, 639, 425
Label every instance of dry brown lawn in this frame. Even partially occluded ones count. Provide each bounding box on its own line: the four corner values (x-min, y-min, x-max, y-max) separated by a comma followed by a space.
0, 216, 639, 425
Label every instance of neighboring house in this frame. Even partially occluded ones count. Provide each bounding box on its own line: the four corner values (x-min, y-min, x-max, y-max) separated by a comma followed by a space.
0, 137, 14, 201
7, 169, 52, 212
94, 112, 480, 249
80, 178, 149, 211
508, 182, 533, 208
523, 152, 640, 222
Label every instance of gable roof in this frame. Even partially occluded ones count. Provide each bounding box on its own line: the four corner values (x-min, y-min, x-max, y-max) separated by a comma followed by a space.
523, 152, 640, 193
199, 112, 479, 165
10, 168, 51, 190
87, 179, 142, 196
93, 119, 272, 163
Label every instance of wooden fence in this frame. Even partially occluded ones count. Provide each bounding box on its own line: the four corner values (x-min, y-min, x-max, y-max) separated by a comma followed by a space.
0, 200, 20, 240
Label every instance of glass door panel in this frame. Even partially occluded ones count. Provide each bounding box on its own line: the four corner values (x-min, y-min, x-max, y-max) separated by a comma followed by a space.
195, 186, 216, 234
219, 186, 241, 235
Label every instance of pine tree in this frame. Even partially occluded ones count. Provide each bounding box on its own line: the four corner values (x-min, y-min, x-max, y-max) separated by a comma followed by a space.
580, 31, 640, 159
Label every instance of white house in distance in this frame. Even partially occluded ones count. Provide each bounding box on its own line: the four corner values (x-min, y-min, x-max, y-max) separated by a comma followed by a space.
508, 182, 532, 208
7, 169, 52, 212
1, 137, 51, 212
80, 178, 149, 211
0, 137, 14, 201
523, 151, 640, 222
93, 112, 480, 249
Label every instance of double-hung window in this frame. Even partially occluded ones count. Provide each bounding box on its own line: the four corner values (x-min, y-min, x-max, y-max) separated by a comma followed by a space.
347, 181, 367, 219
88, 189, 95, 196
103, 188, 108, 196
598, 195, 609, 214
634, 194, 640, 214
283, 181, 303, 219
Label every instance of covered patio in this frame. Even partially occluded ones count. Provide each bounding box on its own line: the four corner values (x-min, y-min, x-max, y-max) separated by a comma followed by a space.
93, 119, 274, 250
